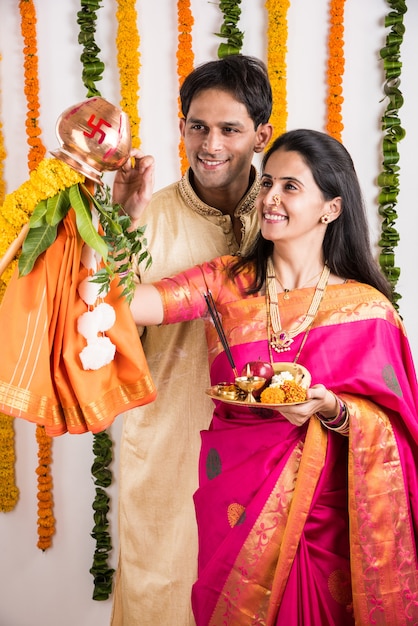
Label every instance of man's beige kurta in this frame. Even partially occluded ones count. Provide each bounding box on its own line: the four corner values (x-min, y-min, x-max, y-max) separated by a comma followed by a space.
111, 168, 260, 626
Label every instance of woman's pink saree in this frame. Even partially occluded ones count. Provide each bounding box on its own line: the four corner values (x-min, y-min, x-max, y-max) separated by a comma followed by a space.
156, 256, 418, 625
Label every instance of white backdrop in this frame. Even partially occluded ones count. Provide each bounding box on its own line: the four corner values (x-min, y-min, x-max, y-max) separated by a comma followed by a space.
0, 2, 417, 625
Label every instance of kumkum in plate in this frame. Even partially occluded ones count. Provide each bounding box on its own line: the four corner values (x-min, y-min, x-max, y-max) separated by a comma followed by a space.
206, 362, 311, 409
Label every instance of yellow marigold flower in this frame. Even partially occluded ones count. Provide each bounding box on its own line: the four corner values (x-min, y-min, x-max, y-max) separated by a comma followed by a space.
260, 386, 286, 404
116, 0, 141, 149
281, 380, 307, 403
265, 0, 290, 144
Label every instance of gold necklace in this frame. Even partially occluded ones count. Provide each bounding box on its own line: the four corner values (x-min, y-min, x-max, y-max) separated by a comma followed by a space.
266, 257, 330, 354
274, 268, 324, 300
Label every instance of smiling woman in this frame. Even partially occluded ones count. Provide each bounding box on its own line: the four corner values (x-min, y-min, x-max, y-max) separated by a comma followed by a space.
125, 129, 418, 624
257, 148, 342, 255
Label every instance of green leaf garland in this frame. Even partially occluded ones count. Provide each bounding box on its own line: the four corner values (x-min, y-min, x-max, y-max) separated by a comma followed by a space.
76, 0, 115, 602
215, 0, 244, 58
89, 432, 115, 601
77, 0, 104, 97
378, 0, 407, 309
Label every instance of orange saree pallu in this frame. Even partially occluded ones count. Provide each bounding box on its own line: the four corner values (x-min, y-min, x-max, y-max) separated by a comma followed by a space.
0, 209, 156, 436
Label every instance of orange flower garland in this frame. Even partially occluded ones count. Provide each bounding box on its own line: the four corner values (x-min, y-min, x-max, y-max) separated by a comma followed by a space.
35, 423, 55, 550
115, 0, 141, 149
265, 0, 290, 143
0, 58, 18, 514
325, 0, 346, 141
177, 0, 194, 174
19, 0, 46, 171
19, 0, 55, 548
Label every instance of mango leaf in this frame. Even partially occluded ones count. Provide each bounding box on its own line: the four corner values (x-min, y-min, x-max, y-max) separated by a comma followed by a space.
45, 189, 71, 226
69, 184, 108, 261
28, 199, 48, 228
18, 223, 58, 277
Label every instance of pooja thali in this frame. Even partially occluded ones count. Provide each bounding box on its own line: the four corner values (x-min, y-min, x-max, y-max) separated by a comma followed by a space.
206, 362, 311, 409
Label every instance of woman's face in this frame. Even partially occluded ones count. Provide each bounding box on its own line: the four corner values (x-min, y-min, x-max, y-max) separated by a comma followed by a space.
256, 148, 337, 245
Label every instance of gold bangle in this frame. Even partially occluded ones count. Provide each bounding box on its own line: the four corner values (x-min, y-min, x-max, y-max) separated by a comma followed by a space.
317, 391, 342, 424
317, 392, 349, 436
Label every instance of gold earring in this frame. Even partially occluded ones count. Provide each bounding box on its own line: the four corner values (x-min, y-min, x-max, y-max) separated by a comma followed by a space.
273, 194, 281, 206
320, 214, 330, 224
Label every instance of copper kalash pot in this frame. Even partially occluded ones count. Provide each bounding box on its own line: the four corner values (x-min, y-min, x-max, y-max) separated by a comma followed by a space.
51, 96, 132, 183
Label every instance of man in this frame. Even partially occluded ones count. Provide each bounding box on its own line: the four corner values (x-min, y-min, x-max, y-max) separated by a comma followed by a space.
110, 55, 273, 626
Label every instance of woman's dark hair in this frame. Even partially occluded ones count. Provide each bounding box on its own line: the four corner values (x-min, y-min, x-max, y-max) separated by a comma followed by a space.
180, 55, 272, 129
231, 129, 392, 300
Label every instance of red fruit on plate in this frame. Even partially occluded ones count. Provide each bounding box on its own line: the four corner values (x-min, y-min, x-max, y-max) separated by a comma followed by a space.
241, 361, 274, 397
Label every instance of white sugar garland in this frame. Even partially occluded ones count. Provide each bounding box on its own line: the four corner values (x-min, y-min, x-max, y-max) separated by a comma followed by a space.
77, 206, 117, 370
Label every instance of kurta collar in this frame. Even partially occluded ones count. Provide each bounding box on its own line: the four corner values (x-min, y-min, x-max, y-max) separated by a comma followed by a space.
178, 166, 260, 218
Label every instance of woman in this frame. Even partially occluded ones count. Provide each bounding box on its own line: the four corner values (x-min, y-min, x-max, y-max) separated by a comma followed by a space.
130, 129, 418, 624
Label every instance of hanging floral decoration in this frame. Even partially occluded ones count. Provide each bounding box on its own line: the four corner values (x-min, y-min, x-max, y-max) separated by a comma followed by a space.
265, 0, 290, 142
0, 158, 85, 286
325, 0, 345, 142
0, 414, 19, 513
0, 61, 18, 513
115, 0, 141, 148
215, 0, 244, 59
377, 0, 407, 309
20, 0, 54, 547
19, 0, 46, 172
77, 0, 105, 98
177, 0, 194, 174
35, 423, 55, 550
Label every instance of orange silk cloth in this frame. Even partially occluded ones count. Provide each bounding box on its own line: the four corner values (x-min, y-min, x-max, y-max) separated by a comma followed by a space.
0, 209, 156, 436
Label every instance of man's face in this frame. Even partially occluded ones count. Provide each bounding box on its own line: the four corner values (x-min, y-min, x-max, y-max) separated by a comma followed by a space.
180, 88, 267, 196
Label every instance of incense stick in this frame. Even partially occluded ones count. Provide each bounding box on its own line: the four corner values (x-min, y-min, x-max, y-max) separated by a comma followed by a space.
203, 291, 238, 378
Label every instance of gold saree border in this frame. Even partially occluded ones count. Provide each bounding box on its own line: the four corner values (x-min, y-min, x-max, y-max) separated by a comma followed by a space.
207, 281, 402, 366
0, 376, 156, 435
348, 395, 418, 624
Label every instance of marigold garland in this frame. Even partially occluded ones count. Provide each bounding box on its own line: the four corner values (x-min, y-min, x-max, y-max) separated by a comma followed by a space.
19, 0, 53, 547
0, 158, 85, 294
265, 0, 290, 142
0, 60, 17, 514
0, 414, 20, 512
35, 424, 55, 550
1, 2, 49, 523
115, 0, 141, 148
19, 0, 46, 172
325, 0, 345, 142
377, 0, 407, 309
177, 0, 194, 174
215, 0, 244, 59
